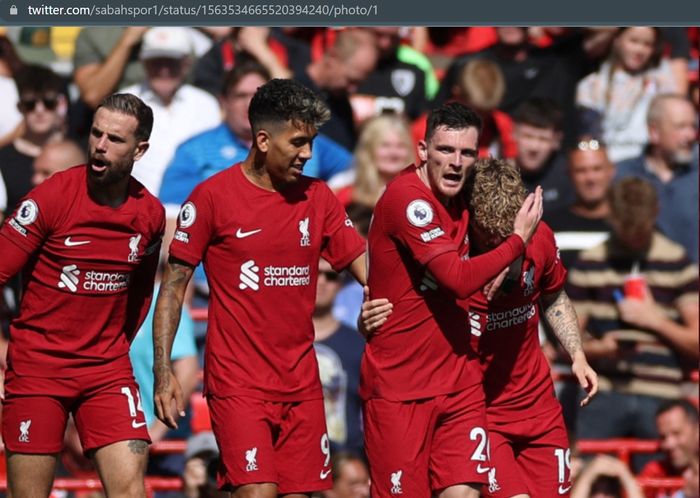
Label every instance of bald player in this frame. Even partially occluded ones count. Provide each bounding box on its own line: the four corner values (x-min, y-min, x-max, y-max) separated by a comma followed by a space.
32, 139, 86, 186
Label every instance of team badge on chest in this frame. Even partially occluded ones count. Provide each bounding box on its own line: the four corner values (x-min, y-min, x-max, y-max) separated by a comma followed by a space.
299, 217, 310, 247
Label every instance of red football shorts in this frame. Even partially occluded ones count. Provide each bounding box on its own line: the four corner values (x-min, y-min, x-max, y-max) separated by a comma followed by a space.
2, 368, 150, 454
207, 395, 332, 494
483, 406, 572, 498
363, 383, 491, 498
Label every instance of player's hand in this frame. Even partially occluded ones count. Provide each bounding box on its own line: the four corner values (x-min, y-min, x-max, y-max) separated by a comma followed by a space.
154, 368, 185, 429
0, 367, 5, 401
572, 351, 598, 407
359, 286, 393, 339
513, 186, 543, 245
483, 267, 509, 301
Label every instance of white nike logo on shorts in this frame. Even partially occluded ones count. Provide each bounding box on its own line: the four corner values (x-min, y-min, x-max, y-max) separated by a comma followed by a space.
131, 420, 147, 429
236, 228, 262, 238
558, 484, 572, 494
64, 237, 91, 246
320, 469, 331, 479
476, 464, 490, 474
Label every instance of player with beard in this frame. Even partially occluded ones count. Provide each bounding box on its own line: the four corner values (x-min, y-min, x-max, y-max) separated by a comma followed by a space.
464, 158, 597, 498
362, 103, 542, 498
0, 93, 164, 498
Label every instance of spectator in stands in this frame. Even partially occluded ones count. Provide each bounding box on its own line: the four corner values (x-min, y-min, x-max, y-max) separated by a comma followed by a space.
73, 27, 149, 109
31, 139, 86, 186
568, 177, 699, 470
0, 65, 68, 221
413, 58, 516, 159
321, 452, 370, 498
313, 259, 365, 456
576, 27, 680, 162
511, 98, 575, 213
193, 27, 309, 96
182, 432, 225, 498
615, 94, 698, 262
547, 137, 615, 269
0, 35, 24, 148
640, 401, 699, 483
571, 455, 645, 498
436, 27, 596, 132
295, 28, 379, 149
350, 27, 430, 122
121, 27, 221, 196
336, 114, 414, 208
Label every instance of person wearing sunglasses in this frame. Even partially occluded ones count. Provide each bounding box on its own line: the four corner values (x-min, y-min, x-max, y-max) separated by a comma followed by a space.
0, 64, 68, 223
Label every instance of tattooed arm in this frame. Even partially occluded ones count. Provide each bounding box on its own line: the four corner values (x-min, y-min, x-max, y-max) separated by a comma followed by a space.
152, 256, 195, 429
541, 289, 599, 407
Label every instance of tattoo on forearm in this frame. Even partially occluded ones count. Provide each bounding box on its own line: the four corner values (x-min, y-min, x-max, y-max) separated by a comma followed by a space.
128, 439, 149, 455
153, 262, 192, 391
543, 290, 583, 357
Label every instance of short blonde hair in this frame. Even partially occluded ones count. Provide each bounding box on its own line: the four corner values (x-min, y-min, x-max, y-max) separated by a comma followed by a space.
466, 158, 526, 238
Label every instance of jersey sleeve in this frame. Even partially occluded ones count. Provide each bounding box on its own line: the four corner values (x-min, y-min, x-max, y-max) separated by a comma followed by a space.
319, 182, 365, 271
0, 174, 62, 255
381, 184, 458, 266
538, 223, 567, 295
167, 183, 216, 268
123, 202, 166, 341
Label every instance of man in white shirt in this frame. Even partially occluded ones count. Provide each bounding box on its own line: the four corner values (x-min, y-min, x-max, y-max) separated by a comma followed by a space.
121, 27, 221, 195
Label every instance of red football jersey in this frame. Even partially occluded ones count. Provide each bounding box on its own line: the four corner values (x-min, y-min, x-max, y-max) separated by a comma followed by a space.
468, 223, 566, 423
169, 165, 365, 400
361, 166, 478, 401
0, 165, 165, 378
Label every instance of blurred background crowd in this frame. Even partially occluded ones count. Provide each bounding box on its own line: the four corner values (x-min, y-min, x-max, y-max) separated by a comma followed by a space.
0, 25, 697, 498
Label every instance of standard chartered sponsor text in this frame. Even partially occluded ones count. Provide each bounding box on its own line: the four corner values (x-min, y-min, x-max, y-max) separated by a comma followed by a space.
27, 3, 378, 18
264, 265, 310, 287
487, 304, 536, 331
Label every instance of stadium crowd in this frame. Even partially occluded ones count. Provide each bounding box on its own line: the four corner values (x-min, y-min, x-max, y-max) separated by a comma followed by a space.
0, 26, 697, 498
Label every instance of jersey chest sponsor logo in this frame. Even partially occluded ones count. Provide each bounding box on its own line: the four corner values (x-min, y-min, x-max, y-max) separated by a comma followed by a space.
485, 304, 536, 331
57, 264, 130, 293
238, 259, 311, 291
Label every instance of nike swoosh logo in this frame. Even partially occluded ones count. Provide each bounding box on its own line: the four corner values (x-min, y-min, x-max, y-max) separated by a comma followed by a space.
131, 420, 147, 429
236, 228, 262, 239
320, 469, 331, 479
558, 485, 572, 494
476, 464, 490, 474
64, 237, 91, 247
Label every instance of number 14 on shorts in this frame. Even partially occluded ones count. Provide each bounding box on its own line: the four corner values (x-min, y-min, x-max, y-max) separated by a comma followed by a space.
121, 386, 147, 428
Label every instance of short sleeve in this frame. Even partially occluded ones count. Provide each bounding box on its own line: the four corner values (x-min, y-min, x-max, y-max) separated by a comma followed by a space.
167, 183, 216, 268
319, 182, 365, 270
538, 223, 567, 294
0, 175, 62, 255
